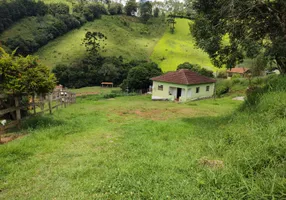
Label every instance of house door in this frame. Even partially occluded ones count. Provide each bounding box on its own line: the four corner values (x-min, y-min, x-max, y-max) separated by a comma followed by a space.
177, 88, 182, 99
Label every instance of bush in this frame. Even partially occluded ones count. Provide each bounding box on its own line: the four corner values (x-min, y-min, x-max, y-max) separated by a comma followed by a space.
216, 70, 227, 78
215, 80, 230, 97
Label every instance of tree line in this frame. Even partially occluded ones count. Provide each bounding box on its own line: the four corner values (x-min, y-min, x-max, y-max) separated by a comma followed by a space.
0, 0, 47, 33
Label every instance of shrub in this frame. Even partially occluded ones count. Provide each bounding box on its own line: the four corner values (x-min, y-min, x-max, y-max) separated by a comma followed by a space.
215, 80, 230, 97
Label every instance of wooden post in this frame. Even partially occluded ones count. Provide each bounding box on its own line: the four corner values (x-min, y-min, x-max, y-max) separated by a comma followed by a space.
48, 93, 52, 114
14, 96, 21, 128
40, 94, 44, 113
32, 94, 36, 115
57, 91, 60, 110
64, 92, 67, 108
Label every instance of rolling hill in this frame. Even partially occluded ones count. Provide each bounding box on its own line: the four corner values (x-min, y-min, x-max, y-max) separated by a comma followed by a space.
35, 15, 166, 68
150, 18, 216, 72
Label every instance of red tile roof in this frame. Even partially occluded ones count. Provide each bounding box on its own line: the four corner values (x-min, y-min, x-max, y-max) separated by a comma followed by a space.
226, 67, 250, 74
151, 69, 216, 85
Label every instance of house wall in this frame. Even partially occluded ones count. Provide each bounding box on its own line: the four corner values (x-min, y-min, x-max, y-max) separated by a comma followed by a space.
152, 81, 215, 101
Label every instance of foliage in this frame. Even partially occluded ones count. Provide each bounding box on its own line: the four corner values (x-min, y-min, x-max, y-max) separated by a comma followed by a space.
0, 0, 48, 33
82, 31, 107, 55
125, 0, 137, 16
216, 69, 227, 78
52, 55, 151, 88
140, 1, 152, 23
48, 3, 69, 16
2, 13, 82, 56
1, 1, 110, 56
0, 47, 56, 95
36, 15, 167, 68
250, 55, 269, 77
154, 7, 159, 17
245, 75, 286, 106
191, 0, 286, 74
108, 3, 123, 15
166, 17, 176, 33
177, 62, 214, 77
122, 62, 162, 91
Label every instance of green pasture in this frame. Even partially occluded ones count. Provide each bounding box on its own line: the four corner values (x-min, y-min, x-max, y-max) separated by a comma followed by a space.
1, 84, 285, 199
35, 15, 166, 68
151, 19, 216, 72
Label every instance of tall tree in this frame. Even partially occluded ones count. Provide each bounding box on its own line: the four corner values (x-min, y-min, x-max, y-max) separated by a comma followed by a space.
125, 0, 138, 16
82, 31, 107, 55
191, 0, 286, 74
140, 1, 152, 23
154, 7, 160, 17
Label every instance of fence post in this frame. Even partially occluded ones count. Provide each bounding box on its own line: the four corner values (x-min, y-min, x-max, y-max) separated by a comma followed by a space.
64, 92, 67, 108
32, 94, 36, 115
40, 94, 44, 113
48, 93, 52, 114
14, 96, 21, 128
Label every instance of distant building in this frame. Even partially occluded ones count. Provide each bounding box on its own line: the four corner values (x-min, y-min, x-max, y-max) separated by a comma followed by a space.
226, 67, 251, 77
151, 69, 216, 102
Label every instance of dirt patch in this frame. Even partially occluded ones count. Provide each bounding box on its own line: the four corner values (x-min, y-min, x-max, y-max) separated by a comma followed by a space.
76, 92, 99, 97
199, 158, 224, 169
0, 134, 25, 144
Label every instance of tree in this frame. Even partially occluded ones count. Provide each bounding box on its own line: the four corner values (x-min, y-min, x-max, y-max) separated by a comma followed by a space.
0, 47, 56, 95
82, 31, 107, 55
167, 17, 176, 33
140, 1, 152, 23
122, 62, 162, 91
154, 7, 160, 17
125, 0, 137, 16
177, 62, 214, 77
191, 0, 286, 74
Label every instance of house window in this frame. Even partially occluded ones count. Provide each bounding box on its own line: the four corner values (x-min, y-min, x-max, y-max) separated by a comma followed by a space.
196, 87, 200, 93
158, 85, 163, 91
206, 86, 210, 92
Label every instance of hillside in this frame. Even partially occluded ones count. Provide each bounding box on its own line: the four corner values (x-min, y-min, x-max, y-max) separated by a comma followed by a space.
1, 75, 286, 198
35, 16, 166, 68
151, 19, 216, 72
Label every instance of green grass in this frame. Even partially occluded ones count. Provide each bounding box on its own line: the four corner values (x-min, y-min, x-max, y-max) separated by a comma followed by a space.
35, 15, 166, 68
151, 19, 217, 72
1, 83, 285, 199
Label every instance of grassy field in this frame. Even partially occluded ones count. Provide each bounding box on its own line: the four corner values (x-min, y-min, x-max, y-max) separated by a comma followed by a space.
151, 19, 216, 72
35, 15, 166, 68
1, 81, 285, 199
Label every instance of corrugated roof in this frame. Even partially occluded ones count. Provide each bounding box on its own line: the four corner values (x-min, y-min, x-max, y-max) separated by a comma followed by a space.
227, 67, 250, 74
151, 69, 216, 85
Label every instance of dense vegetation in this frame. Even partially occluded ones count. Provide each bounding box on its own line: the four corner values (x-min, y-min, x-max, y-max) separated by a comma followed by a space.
191, 0, 286, 73
52, 54, 162, 90
0, 47, 55, 95
0, 0, 47, 33
0, 1, 111, 56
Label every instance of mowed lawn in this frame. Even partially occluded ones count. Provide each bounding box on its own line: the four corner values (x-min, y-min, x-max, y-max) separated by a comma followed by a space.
1, 92, 284, 199
151, 19, 216, 72
35, 15, 166, 68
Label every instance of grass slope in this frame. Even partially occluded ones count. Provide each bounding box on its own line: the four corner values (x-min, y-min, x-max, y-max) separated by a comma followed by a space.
1, 80, 285, 199
35, 15, 166, 68
151, 19, 216, 72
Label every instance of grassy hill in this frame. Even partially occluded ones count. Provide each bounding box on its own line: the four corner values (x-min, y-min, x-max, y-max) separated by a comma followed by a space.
151, 19, 216, 72
1, 75, 286, 199
35, 15, 166, 68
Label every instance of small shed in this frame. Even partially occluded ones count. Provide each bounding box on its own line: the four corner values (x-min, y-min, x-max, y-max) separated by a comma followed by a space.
101, 82, 113, 87
151, 69, 216, 102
